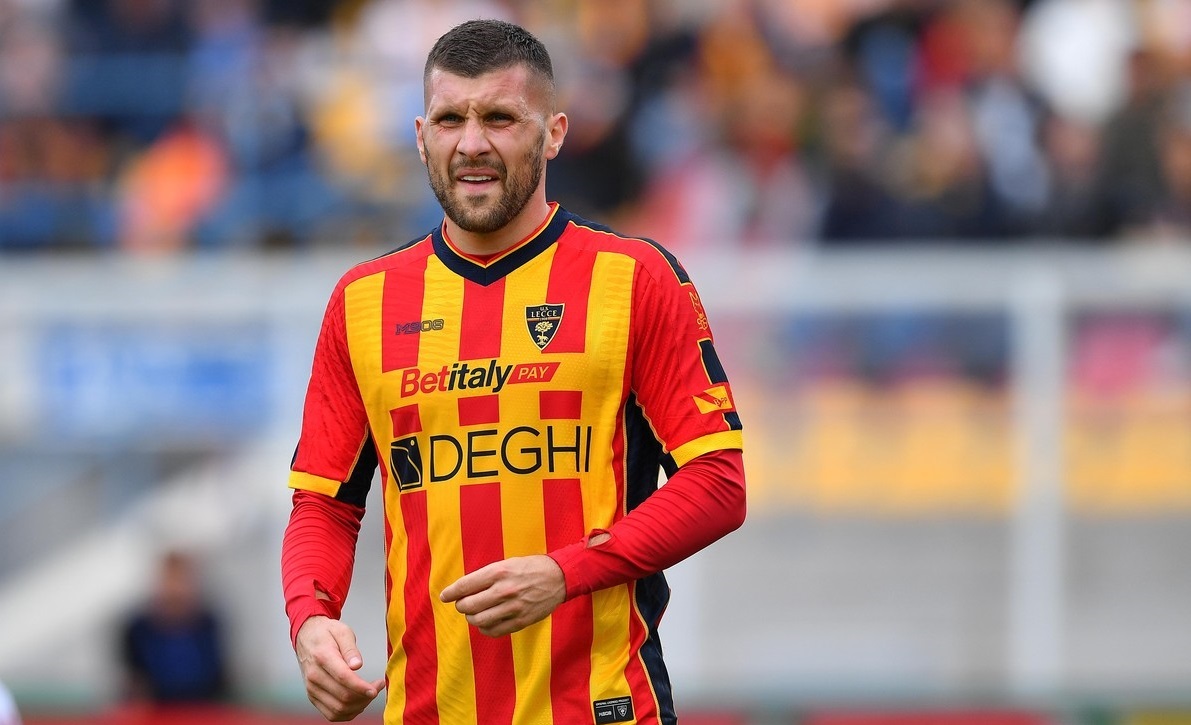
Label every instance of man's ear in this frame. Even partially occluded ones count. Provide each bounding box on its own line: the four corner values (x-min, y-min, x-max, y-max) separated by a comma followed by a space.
545, 112, 568, 161
415, 117, 428, 165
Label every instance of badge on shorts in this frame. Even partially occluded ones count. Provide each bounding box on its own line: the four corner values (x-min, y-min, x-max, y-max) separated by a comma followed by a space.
525, 303, 564, 351
593, 696, 634, 724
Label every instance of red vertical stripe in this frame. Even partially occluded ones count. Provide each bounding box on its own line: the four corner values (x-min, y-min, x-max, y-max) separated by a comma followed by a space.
459, 483, 515, 724
544, 242, 594, 353
543, 478, 593, 724
539, 390, 583, 420
399, 490, 440, 724
391, 404, 423, 436
382, 247, 433, 372
458, 394, 500, 426
459, 278, 505, 361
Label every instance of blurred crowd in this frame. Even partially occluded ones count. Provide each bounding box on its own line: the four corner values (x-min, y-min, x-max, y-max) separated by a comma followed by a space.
2, 0, 1191, 253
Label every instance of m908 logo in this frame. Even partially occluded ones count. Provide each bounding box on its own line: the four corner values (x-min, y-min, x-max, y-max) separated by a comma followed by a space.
395, 318, 445, 335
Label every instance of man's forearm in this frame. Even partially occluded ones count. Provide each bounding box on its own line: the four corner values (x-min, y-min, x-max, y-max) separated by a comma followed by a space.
281, 489, 365, 646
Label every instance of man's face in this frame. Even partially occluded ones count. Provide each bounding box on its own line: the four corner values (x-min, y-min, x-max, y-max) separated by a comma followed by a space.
416, 65, 564, 234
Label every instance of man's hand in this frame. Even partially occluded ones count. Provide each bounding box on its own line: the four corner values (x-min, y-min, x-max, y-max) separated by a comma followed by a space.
295, 616, 386, 721
441, 555, 566, 637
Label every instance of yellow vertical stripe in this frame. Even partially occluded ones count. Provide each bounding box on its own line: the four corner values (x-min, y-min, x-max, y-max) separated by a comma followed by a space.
419, 255, 466, 391
501, 245, 556, 360
343, 274, 386, 411
427, 480, 476, 725
503, 479, 553, 725
416, 256, 477, 725
500, 248, 557, 724
589, 587, 633, 702
585, 251, 635, 523
585, 251, 636, 707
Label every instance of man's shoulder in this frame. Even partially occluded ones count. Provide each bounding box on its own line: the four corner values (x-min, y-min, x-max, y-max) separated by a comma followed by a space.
560, 211, 690, 284
334, 233, 436, 292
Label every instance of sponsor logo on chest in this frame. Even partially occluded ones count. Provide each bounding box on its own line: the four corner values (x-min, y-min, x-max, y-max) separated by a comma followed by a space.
399, 359, 560, 397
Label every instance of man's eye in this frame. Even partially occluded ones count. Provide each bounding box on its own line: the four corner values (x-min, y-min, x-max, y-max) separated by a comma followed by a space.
438, 114, 464, 125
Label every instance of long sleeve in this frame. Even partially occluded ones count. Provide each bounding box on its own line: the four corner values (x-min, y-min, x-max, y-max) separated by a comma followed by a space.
280, 489, 366, 646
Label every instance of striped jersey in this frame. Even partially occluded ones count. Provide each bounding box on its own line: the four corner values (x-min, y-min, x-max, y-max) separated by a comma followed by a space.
289, 204, 743, 725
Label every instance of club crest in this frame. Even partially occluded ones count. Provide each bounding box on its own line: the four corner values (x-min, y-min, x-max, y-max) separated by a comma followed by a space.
525, 303, 564, 350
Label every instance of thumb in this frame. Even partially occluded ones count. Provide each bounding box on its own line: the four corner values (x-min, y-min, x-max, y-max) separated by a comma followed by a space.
332, 623, 364, 670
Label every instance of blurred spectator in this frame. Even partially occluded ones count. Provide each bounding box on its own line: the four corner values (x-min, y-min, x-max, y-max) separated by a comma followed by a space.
1034, 112, 1112, 239
0, 679, 19, 725
119, 550, 229, 704
1095, 48, 1171, 234
546, 0, 649, 225
115, 120, 229, 253
959, 0, 1050, 235
818, 80, 902, 242
894, 87, 1007, 240
1133, 86, 1191, 239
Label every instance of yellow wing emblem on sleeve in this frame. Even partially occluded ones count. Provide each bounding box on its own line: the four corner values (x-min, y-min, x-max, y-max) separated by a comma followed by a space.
693, 385, 734, 413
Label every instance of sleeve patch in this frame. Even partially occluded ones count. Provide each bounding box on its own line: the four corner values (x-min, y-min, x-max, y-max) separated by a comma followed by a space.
693, 385, 735, 414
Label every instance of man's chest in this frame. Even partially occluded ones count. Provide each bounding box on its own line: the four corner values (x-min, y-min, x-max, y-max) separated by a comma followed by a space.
343, 255, 638, 431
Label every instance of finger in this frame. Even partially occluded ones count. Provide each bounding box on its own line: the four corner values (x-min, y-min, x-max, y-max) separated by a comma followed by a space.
452, 586, 507, 616
308, 685, 355, 721
331, 623, 364, 670
307, 687, 341, 717
476, 614, 522, 638
314, 651, 380, 698
306, 666, 364, 706
441, 561, 504, 602
308, 679, 377, 721
463, 599, 519, 631
315, 669, 385, 705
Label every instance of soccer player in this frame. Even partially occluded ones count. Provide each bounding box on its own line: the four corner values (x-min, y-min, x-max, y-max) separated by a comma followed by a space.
281, 19, 746, 725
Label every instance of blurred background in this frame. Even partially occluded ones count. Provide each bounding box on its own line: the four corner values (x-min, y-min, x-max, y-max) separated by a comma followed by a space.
1, 0, 1190, 724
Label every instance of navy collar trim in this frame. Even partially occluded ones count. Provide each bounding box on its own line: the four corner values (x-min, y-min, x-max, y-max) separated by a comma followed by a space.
432, 206, 572, 286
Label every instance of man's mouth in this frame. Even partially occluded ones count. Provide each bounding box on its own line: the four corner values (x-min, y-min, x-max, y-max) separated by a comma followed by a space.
457, 172, 499, 186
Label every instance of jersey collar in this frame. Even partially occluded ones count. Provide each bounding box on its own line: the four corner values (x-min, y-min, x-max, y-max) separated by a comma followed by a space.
433, 203, 570, 286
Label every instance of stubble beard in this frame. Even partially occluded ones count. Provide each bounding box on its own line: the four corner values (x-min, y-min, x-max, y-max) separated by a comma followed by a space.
428, 139, 546, 235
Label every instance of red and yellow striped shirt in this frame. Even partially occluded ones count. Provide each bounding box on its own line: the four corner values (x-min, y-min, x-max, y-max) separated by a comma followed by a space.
288, 204, 743, 725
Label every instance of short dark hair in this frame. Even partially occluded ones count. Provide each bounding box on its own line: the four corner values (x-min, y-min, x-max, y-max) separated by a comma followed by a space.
424, 19, 555, 96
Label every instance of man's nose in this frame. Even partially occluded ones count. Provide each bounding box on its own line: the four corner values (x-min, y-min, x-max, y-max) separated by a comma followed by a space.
457, 118, 492, 158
